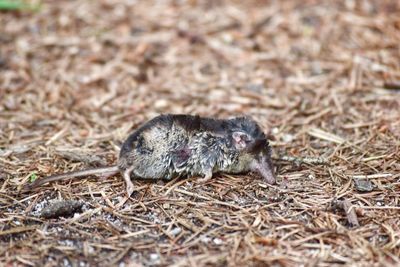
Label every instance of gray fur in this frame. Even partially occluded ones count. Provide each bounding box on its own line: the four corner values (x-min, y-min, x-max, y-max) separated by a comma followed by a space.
119, 114, 276, 184
26, 114, 276, 195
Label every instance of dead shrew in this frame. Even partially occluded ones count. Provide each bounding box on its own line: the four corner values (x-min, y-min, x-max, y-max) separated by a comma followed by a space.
24, 114, 277, 196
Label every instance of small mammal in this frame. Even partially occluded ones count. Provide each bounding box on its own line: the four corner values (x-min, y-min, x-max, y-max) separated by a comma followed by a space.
25, 114, 276, 196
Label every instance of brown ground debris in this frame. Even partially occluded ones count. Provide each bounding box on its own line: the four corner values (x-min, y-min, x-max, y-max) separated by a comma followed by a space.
1, 0, 400, 266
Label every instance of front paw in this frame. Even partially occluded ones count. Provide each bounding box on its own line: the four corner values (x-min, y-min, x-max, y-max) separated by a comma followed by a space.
197, 172, 212, 183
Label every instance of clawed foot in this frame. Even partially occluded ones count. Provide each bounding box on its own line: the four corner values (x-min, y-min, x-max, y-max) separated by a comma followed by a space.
126, 181, 134, 197
116, 181, 134, 209
117, 167, 135, 208
198, 172, 212, 184
123, 166, 135, 197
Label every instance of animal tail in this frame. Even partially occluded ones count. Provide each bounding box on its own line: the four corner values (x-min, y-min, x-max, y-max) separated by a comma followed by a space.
23, 166, 120, 192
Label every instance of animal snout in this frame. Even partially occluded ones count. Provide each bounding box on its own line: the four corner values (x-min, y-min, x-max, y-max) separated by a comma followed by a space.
251, 158, 276, 184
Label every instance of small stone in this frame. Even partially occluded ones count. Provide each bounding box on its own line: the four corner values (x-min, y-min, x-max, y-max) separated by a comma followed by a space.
221, 33, 233, 44
169, 227, 182, 237
149, 253, 159, 262
282, 133, 294, 143
154, 99, 169, 109
40, 200, 83, 219
271, 127, 279, 135
201, 236, 211, 243
354, 179, 374, 192
213, 238, 223, 245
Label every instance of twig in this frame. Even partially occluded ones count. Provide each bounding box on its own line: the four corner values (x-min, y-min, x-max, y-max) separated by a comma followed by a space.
54, 149, 107, 165
45, 125, 69, 146
351, 173, 392, 179
342, 200, 360, 227
383, 82, 400, 90
331, 199, 360, 227
274, 155, 329, 165
0, 225, 37, 236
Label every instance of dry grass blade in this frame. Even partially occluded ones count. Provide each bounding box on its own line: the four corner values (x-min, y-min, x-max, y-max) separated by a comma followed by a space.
307, 128, 346, 144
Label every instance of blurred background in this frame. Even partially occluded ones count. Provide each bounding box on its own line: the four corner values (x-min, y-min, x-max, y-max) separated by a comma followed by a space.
2, 0, 399, 138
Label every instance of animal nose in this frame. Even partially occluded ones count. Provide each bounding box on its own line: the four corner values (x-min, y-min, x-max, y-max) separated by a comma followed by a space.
251, 157, 276, 184
264, 168, 276, 184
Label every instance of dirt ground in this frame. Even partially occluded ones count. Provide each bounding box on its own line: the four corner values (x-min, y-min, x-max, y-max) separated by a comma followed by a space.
1, 0, 400, 266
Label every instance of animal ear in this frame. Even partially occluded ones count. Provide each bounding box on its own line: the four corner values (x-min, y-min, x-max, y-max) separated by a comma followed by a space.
232, 131, 252, 150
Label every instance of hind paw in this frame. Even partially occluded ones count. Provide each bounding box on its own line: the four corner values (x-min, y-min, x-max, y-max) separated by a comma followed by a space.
126, 181, 134, 196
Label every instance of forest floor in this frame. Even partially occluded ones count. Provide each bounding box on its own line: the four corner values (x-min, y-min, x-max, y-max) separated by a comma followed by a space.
1, 0, 400, 266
